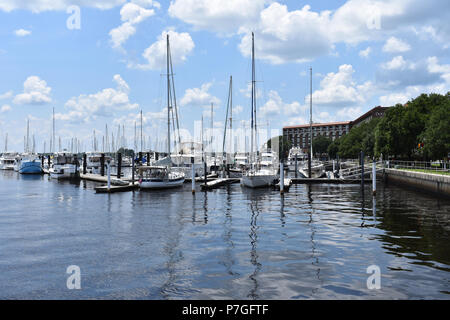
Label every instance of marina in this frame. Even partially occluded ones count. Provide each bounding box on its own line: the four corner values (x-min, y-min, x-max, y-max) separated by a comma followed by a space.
1, 1, 449, 304
1, 169, 449, 299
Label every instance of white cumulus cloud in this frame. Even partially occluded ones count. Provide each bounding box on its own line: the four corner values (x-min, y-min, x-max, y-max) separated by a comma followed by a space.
382, 36, 411, 53
130, 30, 195, 70
13, 76, 52, 105
109, 2, 156, 49
14, 29, 31, 37
310, 64, 374, 107
57, 74, 138, 123
0, 0, 125, 13
180, 82, 220, 109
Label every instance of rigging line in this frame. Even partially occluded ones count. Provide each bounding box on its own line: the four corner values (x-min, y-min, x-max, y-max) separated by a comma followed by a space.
222, 76, 232, 155
168, 43, 182, 149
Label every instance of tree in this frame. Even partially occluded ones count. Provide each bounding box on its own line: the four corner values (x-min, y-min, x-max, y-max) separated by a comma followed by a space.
312, 135, 332, 156
337, 118, 380, 159
328, 139, 340, 159
422, 102, 450, 159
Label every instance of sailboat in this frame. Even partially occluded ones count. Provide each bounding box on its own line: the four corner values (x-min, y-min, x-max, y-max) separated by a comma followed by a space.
139, 34, 185, 189
241, 33, 278, 188
18, 120, 42, 174
298, 67, 325, 179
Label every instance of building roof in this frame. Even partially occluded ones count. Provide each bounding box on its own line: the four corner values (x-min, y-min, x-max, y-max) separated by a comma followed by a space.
352, 106, 388, 125
283, 121, 351, 129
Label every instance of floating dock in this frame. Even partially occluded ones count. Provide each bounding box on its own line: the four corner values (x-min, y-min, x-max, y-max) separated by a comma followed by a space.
200, 178, 240, 190
95, 182, 139, 193
80, 173, 129, 186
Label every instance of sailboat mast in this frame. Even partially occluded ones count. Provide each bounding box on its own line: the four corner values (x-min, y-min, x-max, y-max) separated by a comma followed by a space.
52, 107, 55, 153
26, 119, 29, 153
167, 34, 171, 156
310, 67, 313, 161
250, 32, 256, 166
230, 76, 233, 155
140, 110, 143, 153
5, 133, 7, 152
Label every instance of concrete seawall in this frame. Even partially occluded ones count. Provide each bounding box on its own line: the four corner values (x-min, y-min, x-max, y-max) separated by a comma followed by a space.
384, 168, 450, 198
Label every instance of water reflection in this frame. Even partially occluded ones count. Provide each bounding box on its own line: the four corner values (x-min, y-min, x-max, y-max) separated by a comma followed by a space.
248, 197, 261, 299
306, 184, 322, 295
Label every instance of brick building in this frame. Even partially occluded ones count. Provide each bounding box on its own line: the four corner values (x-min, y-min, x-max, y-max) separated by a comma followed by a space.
282, 106, 389, 151
283, 121, 351, 150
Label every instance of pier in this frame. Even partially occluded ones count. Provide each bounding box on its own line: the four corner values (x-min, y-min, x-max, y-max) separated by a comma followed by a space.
200, 178, 240, 190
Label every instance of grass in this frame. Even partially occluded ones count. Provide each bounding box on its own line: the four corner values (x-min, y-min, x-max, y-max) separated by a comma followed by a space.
399, 168, 450, 176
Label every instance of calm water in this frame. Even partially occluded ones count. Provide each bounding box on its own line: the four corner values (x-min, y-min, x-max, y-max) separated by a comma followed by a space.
0, 170, 449, 299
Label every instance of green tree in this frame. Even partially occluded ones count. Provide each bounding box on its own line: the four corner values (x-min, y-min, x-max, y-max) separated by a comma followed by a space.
328, 139, 340, 159
312, 135, 332, 155
337, 118, 380, 159
422, 102, 450, 159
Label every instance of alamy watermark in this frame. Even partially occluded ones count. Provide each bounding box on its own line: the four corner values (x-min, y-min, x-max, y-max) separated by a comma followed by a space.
366, 265, 381, 290
66, 5, 81, 30
66, 265, 81, 289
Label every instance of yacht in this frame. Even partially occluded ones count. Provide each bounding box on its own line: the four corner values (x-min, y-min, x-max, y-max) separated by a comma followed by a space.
86, 152, 112, 174
18, 153, 43, 174
299, 160, 326, 178
0, 152, 18, 170
287, 147, 308, 171
49, 151, 80, 180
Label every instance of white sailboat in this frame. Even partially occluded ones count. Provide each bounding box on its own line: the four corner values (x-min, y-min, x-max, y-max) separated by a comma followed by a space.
241, 33, 277, 188
139, 33, 185, 189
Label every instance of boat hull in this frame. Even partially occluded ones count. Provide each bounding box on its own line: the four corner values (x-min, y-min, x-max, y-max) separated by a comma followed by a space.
241, 174, 277, 188
19, 161, 42, 174
139, 177, 185, 189
49, 167, 80, 180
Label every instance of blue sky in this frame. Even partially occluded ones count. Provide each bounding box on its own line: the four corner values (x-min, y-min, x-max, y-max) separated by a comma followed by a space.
0, 0, 449, 153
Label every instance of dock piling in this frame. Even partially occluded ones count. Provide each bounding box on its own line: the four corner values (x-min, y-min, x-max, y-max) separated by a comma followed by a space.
117, 152, 122, 178
372, 160, 376, 196
107, 161, 111, 191
295, 156, 298, 178
191, 156, 195, 194
131, 157, 135, 185
360, 151, 365, 188
100, 153, 105, 176
280, 162, 285, 194
83, 153, 87, 174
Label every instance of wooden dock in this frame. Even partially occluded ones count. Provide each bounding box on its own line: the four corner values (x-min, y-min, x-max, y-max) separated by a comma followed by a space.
200, 178, 240, 190
185, 174, 219, 183
80, 173, 129, 186
95, 182, 139, 193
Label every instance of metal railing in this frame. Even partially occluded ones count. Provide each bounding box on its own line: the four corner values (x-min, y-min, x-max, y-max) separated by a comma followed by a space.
385, 160, 450, 173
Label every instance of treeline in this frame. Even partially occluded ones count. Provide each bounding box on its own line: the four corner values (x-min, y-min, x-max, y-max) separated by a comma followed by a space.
326, 92, 450, 160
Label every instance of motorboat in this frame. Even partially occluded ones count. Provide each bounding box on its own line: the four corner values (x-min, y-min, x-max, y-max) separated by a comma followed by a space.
86, 152, 112, 174
287, 147, 308, 171
49, 151, 80, 179
138, 166, 185, 189
299, 160, 325, 178
0, 152, 18, 170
